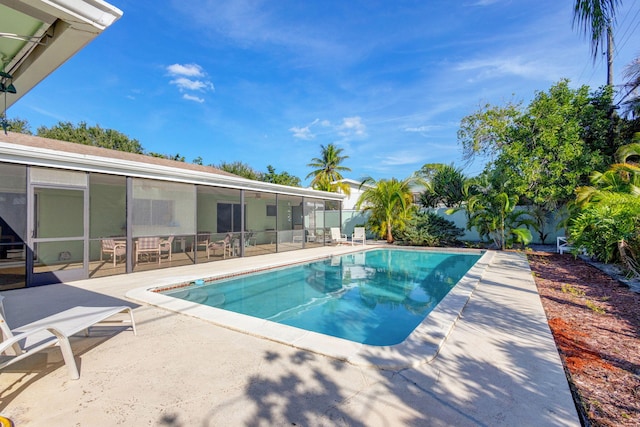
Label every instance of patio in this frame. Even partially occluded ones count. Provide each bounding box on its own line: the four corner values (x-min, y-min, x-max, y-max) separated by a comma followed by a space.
0, 247, 579, 426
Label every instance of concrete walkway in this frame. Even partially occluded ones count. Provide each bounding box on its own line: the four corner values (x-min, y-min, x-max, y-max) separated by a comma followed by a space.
0, 249, 579, 426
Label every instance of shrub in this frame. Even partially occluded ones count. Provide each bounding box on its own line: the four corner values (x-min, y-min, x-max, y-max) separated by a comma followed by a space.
569, 193, 640, 267
396, 211, 464, 247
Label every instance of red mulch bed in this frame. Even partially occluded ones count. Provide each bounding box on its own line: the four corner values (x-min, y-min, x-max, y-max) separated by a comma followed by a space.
527, 251, 640, 427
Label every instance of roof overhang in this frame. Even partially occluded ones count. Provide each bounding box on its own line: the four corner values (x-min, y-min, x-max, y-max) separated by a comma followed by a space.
0, 0, 123, 109
0, 140, 346, 201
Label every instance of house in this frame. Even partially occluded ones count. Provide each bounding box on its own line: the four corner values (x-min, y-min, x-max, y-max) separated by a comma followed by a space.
0, 131, 344, 290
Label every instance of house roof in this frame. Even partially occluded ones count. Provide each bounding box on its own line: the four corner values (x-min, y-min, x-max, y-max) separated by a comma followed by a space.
0, 131, 344, 200
0, 0, 122, 109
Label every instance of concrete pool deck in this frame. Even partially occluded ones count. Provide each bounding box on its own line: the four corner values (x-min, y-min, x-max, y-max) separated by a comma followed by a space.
0, 246, 579, 426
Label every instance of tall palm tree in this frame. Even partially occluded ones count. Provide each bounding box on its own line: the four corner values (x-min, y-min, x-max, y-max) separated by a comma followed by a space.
573, 0, 621, 86
306, 143, 352, 194
355, 176, 420, 243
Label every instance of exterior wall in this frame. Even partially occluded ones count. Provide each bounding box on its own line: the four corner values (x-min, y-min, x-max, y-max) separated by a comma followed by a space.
342, 210, 370, 238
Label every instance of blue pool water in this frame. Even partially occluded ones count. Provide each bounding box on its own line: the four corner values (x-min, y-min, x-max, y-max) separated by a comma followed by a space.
166, 249, 482, 346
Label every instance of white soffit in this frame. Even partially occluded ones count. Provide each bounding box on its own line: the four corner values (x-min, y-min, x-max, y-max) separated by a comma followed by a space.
0, 0, 123, 108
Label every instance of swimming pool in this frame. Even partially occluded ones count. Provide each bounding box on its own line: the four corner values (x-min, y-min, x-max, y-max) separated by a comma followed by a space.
165, 249, 481, 346
129, 246, 493, 368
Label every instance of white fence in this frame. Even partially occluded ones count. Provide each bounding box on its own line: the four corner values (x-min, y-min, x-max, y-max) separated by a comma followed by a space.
342, 207, 568, 245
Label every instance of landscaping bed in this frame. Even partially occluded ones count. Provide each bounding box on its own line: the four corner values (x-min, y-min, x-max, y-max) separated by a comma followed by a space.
527, 251, 640, 427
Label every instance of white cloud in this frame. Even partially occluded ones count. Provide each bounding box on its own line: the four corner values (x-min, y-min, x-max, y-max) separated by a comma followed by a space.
404, 125, 440, 133
290, 118, 332, 139
337, 116, 366, 138
165, 63, 214, 103
454, 55, 571, 83
183, 94, 205, 103
170, 77, 215, 92
379, 151, 425, 166
167, 63, 205, 77
290, 117, 367, 141
289, 125, 315, 140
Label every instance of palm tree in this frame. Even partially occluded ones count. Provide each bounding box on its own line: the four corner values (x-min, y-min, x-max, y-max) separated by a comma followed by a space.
576, 139, 640, 206
306, 143, 352, 194
417, 163, 467, 208
621, 56, 640, 118
448, 174, 532, 250
355, 176, 420, 243
573, 0, 621, 86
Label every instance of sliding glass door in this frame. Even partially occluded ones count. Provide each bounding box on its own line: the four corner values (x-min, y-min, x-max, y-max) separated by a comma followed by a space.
28, 168, 89, 285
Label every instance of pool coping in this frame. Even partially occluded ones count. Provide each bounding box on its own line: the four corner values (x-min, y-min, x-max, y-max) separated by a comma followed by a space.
126, 247, 495, 370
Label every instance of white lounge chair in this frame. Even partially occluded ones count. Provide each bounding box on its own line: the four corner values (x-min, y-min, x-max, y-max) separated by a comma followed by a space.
352, 227, 366, 246
0, 296, 136, 380
330, 227, 348, 245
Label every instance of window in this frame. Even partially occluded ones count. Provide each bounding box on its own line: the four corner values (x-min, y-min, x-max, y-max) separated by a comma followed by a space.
217, 203, 244, 233
132, 199, 174, 226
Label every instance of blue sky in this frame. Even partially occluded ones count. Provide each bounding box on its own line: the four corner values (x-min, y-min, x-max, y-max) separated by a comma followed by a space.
8, 0, 640, 185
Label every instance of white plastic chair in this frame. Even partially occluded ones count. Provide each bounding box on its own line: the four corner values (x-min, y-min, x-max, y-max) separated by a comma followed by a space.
0, 296, 136, 380
330, 227, 348, 245
557, 236, 573, 254
352, 227, 366, 246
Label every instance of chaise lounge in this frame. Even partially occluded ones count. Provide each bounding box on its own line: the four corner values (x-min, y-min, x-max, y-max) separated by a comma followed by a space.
0, 296, 137, 380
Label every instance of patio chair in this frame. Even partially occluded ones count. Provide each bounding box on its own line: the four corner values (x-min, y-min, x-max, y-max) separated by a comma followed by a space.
244, 230, 256, 247
160, 236, 174, 261
209, 233, 232, 258
100, 239, 126, 267
135, 237, 161, 264
557, 236, 586, 255
196, 232, 211, 259
0, 296, 136, 380
352, 227, 366, 246
330, 227, 348, 245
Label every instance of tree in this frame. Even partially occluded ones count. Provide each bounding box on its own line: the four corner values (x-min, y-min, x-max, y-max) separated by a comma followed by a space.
457, 101, 521, 164
417, 163, 467, 208
214, 161, 261, 180
355, 176, 420, 243
621, 56, 640, 119
4, 117, 32, 134
261, 165, 301, 187
575, 138, 640, 206
571, 140, 640, 274
147, 152, 185, 162
450, 172, 533, 250
494, 81, 609, 206
306, 143, 352, 194
192, 156, 204, 165
458, 81, 616, 242
573, 0, 621, 86
37, 121, 144, 154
